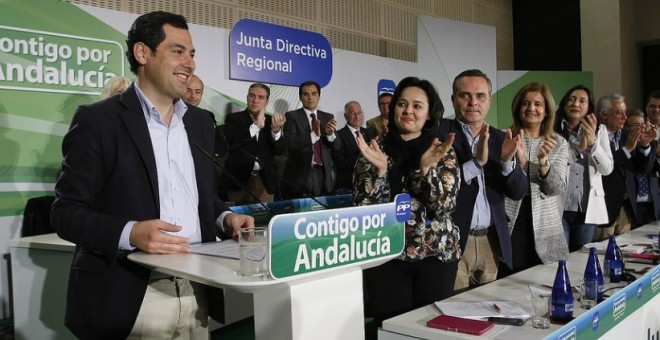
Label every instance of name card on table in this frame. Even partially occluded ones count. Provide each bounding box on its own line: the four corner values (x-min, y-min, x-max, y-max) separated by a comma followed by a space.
268, 194, 410, 279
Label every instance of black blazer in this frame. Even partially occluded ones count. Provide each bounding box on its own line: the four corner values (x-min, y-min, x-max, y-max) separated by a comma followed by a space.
220, 110, 285, 194
282, 108, 339, 196
438, 119, 527, 269
603, 135, 660, 225
332, 125, 371, 192
626, 142, 660, 224
51, 84, 229, 339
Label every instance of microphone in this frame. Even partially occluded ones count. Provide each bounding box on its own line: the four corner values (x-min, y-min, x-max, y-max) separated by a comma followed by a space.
191, 142, 275, 217
239, 149, 330, 209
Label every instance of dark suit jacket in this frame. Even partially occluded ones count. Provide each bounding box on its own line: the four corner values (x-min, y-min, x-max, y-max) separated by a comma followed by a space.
50, 84, 229, 339
332, 125, 371, 192
438, 119, 527, 269
220, 110, 285, 194
623, 139, 659, 224
282, 108, 339, 196
602, 133, 658, 226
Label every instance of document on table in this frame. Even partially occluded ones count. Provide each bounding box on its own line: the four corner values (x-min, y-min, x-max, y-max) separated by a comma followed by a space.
580, 239, 647, 254
434, 300, 530, 320
189, 239, 240, 259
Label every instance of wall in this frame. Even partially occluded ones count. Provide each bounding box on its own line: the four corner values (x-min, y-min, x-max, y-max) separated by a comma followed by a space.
70, 0, 515, 69
581, 0, 660, 109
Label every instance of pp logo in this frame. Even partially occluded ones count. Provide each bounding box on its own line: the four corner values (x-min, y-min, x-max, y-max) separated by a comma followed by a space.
592, 311, 599, 331
377, 79, 396, 97
395, 194, 412, 222
636, 284, 643, 299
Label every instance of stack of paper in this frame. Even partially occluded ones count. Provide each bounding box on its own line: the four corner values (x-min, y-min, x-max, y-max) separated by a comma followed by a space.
580, 240, 647, 255
434, 300, 530, 321
189, 239, 240, 259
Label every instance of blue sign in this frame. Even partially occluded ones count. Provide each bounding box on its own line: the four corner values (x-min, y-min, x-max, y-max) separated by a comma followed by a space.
229, 19, 333, 87
377, 79, 396, 97
394, 193, 411, 222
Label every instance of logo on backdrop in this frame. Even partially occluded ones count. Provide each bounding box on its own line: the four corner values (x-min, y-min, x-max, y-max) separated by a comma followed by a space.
377, 79, 395, 98
612, 293, 626, 320
652, 267, 660, 292
229, 19, 332, 87
0, 25, 125, 95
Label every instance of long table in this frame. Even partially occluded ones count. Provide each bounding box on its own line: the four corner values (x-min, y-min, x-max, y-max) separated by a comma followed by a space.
379, 224, 660, 340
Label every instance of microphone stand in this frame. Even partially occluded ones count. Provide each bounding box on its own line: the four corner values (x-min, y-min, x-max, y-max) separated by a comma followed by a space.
239, 149, 330, 209
192, 142, 275, 217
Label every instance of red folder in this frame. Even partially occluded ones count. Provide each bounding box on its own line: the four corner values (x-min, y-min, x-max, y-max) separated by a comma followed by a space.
426, 315, 495, 336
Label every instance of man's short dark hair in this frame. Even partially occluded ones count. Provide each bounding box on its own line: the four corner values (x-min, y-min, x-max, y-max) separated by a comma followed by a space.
298, 80, 321, 97
126, 11, 189, 75
451, 69, 492, 95
249, 83, 271, 100
647, 90, 660, 103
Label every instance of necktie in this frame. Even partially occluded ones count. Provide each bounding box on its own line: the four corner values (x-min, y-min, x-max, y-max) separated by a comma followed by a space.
310, 113, 323, 165
637, 175, 649, 197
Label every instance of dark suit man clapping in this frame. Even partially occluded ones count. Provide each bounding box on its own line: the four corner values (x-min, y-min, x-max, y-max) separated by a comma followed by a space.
282, 80, 339, 198
332, 100, 372, 194
220, 83, 286, 204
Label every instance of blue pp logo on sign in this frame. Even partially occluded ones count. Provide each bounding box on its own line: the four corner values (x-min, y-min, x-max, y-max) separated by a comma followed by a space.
592, 311, 599, 331
377, 79, 396, 97
395, 193, 411, 222
229, 19, 333, 87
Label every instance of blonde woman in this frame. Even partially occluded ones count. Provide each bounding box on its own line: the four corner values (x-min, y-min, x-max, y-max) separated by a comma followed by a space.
99, 75, 130, 99
503, 82, 569, 275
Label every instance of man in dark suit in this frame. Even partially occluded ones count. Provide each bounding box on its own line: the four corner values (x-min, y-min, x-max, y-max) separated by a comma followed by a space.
282, 80, 339, 199
50, 11, 254, 339
622, 111, 659, 228
597, 94, 630, 238
598, 104, 658, 240
220, 83, 286, 204
438, 69, 526, 290
183, 73, 228, 201
332, 100, 372, 194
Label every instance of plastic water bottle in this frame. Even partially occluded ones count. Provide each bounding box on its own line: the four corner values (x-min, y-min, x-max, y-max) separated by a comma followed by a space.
551, 260, 574, 322
584, 247, 604, 302
604, 235, 622, 283
615, 242, 625, 274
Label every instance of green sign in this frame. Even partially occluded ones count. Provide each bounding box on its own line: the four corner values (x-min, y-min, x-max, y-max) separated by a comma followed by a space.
268, 194, 410, 279
0, 25, 125, 95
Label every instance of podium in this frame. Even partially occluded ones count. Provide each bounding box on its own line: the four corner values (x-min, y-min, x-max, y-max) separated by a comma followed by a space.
9, 194, 410, 339
130, 194, 411, 340
129, 251, 379, 339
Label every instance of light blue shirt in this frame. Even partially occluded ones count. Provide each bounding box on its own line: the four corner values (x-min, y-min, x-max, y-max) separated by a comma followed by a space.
119, 82, 226, 249
457, 120, 514, 230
